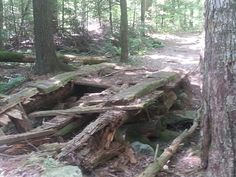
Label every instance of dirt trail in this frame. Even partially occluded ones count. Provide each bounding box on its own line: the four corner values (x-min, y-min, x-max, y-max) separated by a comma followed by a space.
133, 33, 202, 73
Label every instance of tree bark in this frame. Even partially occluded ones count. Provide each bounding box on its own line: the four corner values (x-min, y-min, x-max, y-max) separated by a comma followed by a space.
120, 0, 129, 62
32, 0, 68, 75
201, 0, 236, 176
141, 0, 146, 36
0, 0, 3, 49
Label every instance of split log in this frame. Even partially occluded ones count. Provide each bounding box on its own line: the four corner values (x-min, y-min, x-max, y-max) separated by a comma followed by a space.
24, 83, 73, 113
30, 63, 115, 93
0, 88, 39, 114
0, 129, 55, 146
30, 72, 78, 94
138, 113, 200, 177
28, 99, 158, 119
57, 111, 128, 170
109, 72, 178, 103
8, 104, 32, 132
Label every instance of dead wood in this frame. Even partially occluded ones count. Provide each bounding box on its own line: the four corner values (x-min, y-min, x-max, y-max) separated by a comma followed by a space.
109, 72, 178, 103
0, 88, 39, 115
138, 113, 200, 177
24, 83, 73, 113
0, 129, 55, 146
57, 111, 128, 170
28, 103, 149, 119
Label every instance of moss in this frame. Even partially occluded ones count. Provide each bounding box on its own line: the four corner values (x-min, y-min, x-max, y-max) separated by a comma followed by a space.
0, 51, 24, 62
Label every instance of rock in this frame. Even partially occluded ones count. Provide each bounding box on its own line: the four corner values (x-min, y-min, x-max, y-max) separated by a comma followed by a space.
131, 141, 155, 156
41, 165, 83, 177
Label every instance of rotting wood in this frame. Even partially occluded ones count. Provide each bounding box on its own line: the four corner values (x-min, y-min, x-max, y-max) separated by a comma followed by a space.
0, 88, 39, 115
109, 72, 178, 103
0, 129, 55, 146
9, 104, 32, 132
57, 111, 128, 169
30, 63, 115, 93
0, 51, 109, 64
28, 101, 156, 119
24, 83, 73, 113
138, 112, 200, 177
0, 114, 11, 126
30, 72, 78, 94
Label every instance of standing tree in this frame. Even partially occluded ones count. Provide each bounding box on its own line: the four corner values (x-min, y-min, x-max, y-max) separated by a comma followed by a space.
120, 0, 128, 62
33, 0, 68, 74
201, 0, 236, 176
0, 0, 3, 49
140, 0, 145, 36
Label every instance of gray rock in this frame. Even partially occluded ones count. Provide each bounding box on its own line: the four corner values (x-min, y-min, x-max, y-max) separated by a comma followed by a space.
41, 165, 83, 177
131, 141, 154, 156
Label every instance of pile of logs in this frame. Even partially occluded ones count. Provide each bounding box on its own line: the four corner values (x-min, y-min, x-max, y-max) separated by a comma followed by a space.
0, 62, 198, 176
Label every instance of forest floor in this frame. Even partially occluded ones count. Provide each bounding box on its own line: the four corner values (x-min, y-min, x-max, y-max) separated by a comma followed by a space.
0, 32, 203, 177
138, 32, 203, 177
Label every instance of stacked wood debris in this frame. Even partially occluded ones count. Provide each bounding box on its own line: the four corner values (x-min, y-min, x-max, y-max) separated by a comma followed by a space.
0, 63, 198, 176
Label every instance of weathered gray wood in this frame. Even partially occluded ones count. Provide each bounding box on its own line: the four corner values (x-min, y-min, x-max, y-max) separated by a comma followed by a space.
110, 72, 178, 103
0, 129, 55, 145
28, 104, 148, 118
57, 111, 128, 170
138, 113, 200, 177
30, 72, 78, 93
0, 88, 39, 114
30, 63, 115, 93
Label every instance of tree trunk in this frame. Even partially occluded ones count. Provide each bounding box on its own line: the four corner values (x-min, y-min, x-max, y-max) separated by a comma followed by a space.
140, 0, 145, 36
120, 0, 128, 62
61, 0, 65, 30
201, 0, 236, 177
0, 0, 3, 49
32, 0, 68, 75
108, 0, 113, 34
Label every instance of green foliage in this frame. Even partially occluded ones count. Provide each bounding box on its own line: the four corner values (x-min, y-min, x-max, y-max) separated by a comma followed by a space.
0, 51, 24, 61
0, 75, 26, 94
129, 35, 163, 55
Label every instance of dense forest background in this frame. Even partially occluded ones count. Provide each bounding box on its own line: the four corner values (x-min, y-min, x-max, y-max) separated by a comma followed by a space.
0, 0, 204, 56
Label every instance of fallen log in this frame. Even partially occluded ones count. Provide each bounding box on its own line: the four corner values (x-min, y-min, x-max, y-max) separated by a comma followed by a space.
28, 104, 146, 118
57, 111, 128, 170
0, 51, 109, 64
0, 129, 55, 146
0, 87, 39, 115
138, 112, 200, 177
109, 72, 178, 103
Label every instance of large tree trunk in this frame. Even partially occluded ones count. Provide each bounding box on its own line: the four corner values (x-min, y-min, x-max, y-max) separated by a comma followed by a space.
201, 0, 236, 176
32, 0, 67, 75
0, 0, 3, 49
120, 0, 128, 62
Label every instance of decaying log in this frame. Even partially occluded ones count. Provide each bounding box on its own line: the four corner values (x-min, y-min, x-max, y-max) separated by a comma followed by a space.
24, 83, 73, 113
30, 72, 77, 94
138, 113, 200, 177
8, 104, 32, 132
28, 102, 153, 119
30, 63, 115, 93
0, 129, 55, 146
0, 88, 39, 115
0, 51, 109, 64
109, 72, 178, 103
57, 111, 128, 170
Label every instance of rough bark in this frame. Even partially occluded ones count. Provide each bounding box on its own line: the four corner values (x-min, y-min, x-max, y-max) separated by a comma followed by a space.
0, 0, 3, 49
201, 0, 236, 177
141, 0, 146, 36
57, 111, 128, 170
32, 0, 68, 75
120, 0, 129, 62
